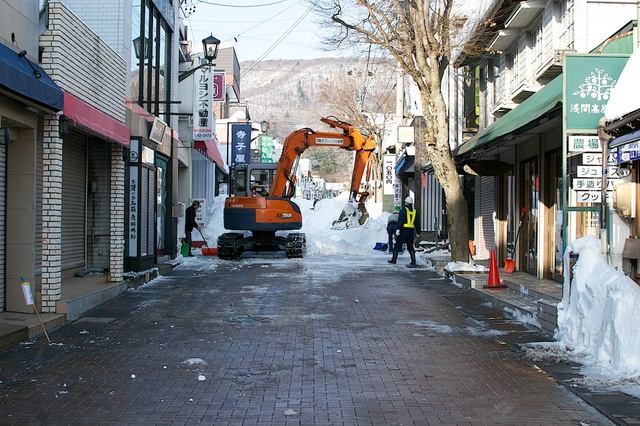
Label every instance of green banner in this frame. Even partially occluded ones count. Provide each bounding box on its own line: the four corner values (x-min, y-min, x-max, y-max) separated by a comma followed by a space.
259, 135, 275, 163
564, 54, 628, 131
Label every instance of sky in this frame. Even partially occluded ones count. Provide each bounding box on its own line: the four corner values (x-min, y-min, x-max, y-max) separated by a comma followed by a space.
182, 0, 339, 62
176, 193, 640, 400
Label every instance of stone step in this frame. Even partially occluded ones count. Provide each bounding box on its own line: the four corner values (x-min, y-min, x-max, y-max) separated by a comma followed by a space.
0, 312, 65, 350
450, 272, 561, 335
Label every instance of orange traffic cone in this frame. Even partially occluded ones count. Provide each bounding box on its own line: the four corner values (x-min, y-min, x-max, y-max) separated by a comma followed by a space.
484, 249, 506, 289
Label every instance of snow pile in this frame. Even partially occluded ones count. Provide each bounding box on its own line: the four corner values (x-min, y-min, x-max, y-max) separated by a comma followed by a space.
199, 193, 391, 256
523, 236, 640, 396
557, 236, 640, 378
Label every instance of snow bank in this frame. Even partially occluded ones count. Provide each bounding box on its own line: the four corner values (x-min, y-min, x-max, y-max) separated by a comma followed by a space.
555, 236, 640, 379
198, 193, 390, 256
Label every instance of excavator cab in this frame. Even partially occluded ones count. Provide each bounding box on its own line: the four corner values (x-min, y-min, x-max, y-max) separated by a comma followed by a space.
232, 163, 279, 197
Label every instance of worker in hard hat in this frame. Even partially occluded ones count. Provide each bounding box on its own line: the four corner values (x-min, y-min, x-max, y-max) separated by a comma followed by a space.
388, 196, 421, 266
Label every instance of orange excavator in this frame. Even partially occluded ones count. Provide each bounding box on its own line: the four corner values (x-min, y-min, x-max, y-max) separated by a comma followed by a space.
217, 116, 377, 259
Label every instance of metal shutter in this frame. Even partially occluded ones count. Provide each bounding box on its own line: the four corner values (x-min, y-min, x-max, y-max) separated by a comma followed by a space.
0, 132, 6, 311
422, 171, 444, 238
61, 130, 87, 270
474, 175, 496, 260
35, 117, 43, 273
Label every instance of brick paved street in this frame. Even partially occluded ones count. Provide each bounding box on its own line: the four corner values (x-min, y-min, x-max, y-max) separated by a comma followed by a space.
0, 255, 611, 425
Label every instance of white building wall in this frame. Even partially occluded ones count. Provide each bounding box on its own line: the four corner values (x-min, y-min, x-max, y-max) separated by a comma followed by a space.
41, 2, 127, 123
54, 0, 132, 59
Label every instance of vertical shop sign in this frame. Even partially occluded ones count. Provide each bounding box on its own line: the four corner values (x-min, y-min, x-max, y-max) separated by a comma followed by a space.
193, 67, 214, 140
383, 154, 395, 195
260, 135, 275, 163
129, 166, 139, 257
231, 123, 252, 166
128, 139, 140, 257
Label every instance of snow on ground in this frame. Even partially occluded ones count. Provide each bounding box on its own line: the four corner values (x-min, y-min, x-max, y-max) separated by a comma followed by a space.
189, 194, 640, 398
522, 236, 640, 398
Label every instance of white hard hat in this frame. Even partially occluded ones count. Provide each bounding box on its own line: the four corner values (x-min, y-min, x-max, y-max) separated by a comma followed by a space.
405, 196, 413, 204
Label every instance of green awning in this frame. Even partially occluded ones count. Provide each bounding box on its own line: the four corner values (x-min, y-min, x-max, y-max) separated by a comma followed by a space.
455, 74, 563, 157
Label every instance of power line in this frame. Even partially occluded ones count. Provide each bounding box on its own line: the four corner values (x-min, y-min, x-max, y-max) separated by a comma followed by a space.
194, 0, 289, 8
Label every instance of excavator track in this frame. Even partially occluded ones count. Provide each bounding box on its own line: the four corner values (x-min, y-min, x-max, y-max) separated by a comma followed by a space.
285, 232, 306, 258
217, 232, 244, 260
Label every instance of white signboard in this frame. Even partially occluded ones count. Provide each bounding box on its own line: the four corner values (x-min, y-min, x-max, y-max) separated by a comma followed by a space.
568, 135, 601, 152
315, 138, 344, 145
383, 155, 395, 194
193, 67, 214, 140
577, 166, 601, 178
572, 178, 623, 191
581, 152, 617, 165
398, 126, 414, 143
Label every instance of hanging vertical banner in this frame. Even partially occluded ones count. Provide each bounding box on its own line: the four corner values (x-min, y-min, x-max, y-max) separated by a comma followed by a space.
383, 154, 395, 194
128, 166, 139, 257
193, 67, 214, 140
260, 135, 275, 163
128, 139, 140, 257
231, 123, 252, 166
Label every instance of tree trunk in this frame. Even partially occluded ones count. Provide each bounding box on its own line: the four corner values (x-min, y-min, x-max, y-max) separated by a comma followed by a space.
419, 89, 469, 262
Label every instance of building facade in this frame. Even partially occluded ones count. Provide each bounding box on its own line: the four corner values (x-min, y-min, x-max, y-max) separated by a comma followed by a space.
449, 0, 637, 282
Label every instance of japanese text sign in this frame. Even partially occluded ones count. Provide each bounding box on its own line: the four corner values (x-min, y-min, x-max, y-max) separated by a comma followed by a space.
231, 123, 252, 166
564, 54, 628, 130
193, 67, 214, 140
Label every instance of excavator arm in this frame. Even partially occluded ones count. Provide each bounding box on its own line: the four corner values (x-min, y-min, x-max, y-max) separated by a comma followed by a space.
269, 117, 377, 200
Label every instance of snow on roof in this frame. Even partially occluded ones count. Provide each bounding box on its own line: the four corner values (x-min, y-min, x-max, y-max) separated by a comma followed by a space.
605, 48, 640, 121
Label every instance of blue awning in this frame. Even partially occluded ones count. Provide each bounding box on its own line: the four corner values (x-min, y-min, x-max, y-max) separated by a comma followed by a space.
610, 128, 640, 148
0, 43, 63, 111
395, 153, 414, 175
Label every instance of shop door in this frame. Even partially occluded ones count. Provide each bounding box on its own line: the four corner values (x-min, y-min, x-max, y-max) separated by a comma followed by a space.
522, 158, 539, 275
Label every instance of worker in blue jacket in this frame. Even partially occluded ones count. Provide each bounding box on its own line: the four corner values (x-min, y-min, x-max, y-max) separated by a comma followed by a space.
389, 196, 421, 266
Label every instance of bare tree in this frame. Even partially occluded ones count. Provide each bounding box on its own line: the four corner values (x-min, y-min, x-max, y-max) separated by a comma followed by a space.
316, 0, 470, 262
317, 60, 396, 199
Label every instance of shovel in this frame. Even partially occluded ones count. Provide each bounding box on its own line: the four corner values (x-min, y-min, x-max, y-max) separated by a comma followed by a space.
197, 228, 218, 256
504, 206, 527, 273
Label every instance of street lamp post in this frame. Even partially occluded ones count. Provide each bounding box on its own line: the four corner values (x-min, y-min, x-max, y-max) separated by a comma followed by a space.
178, 34, 221, 82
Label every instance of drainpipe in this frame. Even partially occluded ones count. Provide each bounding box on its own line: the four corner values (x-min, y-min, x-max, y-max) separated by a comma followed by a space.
597, 116, 612, 258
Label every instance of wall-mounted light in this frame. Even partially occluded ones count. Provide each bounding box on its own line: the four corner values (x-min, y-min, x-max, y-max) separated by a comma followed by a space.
260, 120, 268, 134
0, 128, 10, 145
59, 115, 69, 139
17, 50, 42, 79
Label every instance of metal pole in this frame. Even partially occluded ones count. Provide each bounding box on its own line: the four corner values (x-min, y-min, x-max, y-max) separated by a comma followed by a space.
597, 117, 612, 258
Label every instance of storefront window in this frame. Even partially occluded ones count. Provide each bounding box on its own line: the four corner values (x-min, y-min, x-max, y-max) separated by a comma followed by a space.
131, 1, 172, 123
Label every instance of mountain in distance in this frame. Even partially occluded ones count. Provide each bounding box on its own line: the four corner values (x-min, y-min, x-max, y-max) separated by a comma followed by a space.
237, 57, 395, 140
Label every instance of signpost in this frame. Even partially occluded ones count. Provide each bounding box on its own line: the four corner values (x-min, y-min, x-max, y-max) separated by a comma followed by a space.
20, 276, 51, 343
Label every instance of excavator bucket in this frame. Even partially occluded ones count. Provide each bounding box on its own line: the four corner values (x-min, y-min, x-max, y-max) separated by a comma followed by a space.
331, 201, 369, 230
